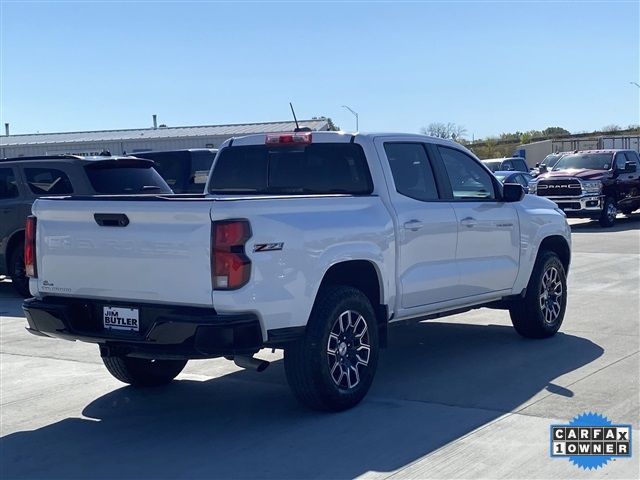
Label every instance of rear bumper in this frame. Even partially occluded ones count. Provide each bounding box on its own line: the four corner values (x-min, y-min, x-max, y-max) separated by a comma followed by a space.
22, 297, 264, 359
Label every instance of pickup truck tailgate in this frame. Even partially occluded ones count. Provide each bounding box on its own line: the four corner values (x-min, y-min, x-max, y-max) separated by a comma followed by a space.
33, 198, 214, 306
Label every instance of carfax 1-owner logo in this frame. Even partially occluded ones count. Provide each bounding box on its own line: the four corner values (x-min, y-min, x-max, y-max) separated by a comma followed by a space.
550, 412, 632, 470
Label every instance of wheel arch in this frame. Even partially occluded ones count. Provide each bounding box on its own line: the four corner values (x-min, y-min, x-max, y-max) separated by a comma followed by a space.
5, 229, 25, 275
316, 260, 389, 347
538, 235, 571, 274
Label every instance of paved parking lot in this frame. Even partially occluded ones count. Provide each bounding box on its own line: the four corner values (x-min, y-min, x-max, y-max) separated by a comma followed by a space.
1, 217, 638, 479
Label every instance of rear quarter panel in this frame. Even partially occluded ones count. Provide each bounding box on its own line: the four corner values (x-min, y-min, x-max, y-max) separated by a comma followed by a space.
209, 195, 395, 335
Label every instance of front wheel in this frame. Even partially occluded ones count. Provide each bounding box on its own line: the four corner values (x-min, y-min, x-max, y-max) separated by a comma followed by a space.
284, 286, 379, 412
598, 197, 617, 227
102, 354, 187, 386
509, 251, 567, 339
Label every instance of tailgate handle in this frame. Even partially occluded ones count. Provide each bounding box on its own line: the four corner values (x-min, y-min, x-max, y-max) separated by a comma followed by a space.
94, 213, 130, 227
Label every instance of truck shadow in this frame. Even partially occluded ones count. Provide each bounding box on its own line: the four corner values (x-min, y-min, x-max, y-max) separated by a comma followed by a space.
570, 214, 640, 232
0, 322, 603, 479
0, 280, 25, 318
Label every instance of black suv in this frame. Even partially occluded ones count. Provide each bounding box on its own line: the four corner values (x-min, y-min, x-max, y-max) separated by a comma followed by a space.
0, 155, 172, 296
531, 149, 640, 227
132, 149, 217, 193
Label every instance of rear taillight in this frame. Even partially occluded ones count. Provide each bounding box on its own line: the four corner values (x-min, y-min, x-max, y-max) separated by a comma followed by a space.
211, 220, 251, 290
25, 216, 37, 278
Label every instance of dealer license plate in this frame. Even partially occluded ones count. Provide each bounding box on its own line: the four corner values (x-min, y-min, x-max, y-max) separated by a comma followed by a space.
103, 306, 140, 332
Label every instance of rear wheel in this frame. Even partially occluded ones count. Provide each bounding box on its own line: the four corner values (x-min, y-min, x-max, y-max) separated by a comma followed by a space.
102, 354, 187, 386
598, 197, 617, 227
284, 286, 379, 411
509, 251, 567, 339
9, 244, 31, 298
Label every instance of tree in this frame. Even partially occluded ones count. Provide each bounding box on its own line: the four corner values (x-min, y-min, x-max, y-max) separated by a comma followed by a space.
542, 127, 570, 137
602, 124, 621, 132
420, 122, 467, 140
326, 117, 340, 131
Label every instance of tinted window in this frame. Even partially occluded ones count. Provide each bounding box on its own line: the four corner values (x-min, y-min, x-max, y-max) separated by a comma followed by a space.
187, 151, 216, 193
439, 147, 496, 200
553, 153, 612, 171
625, 152, 640, 167
502, 160, 514, 171
0, 168, 19, 199
85, 165, 172, 194
209, 143, 372, 195
136, 151, 190, 191
25, 168, 74, 195
512, 159, 528, 172
384, 143, 439, 201
483, 161, 501, 172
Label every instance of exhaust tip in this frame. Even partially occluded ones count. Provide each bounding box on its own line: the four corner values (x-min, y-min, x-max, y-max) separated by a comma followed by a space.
233, 355, 270, 372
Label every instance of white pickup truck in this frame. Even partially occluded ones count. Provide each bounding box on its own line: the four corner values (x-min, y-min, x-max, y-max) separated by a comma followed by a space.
23, 131, 571, 411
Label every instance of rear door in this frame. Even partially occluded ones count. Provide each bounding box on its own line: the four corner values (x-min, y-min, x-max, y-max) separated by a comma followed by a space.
435, 146, 520, 297
0, 166, 28, 274
375, 139, 459, 308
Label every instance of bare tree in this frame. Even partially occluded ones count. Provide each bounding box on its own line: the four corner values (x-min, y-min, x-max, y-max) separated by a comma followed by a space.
421, 122, 467, 140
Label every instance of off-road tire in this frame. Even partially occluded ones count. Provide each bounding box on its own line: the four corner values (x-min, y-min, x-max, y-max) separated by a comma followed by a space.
102, 355, 187, 386
509, 251, 567, 339
284, 285, 379, 412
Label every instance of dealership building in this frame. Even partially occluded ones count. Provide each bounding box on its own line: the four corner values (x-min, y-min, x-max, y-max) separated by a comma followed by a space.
0, 118, 331, 158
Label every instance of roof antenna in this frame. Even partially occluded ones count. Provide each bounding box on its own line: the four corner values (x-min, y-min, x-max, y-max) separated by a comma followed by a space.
289, 102, 311, 132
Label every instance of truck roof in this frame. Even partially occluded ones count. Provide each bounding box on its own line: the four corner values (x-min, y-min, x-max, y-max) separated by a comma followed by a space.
570, 149, 634, 155
0, 154, 153, 165
224, 131, 469, 150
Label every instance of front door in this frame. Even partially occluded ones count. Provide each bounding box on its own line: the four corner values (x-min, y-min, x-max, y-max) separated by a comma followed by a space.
435, 146, 520, 297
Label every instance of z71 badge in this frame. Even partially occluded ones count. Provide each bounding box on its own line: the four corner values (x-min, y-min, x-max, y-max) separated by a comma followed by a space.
253, 243, 284, 252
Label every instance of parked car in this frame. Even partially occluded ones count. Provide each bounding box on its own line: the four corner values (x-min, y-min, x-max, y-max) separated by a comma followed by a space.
0, 155, 172, 296
481, 157, 529, 173
530, 149, 640, 227
23, 132, 571, 412
132, 149, 217, 193
531, 152, 568, 177
493, 171, 534, 193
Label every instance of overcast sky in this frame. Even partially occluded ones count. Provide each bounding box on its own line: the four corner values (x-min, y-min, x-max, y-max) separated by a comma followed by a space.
1, 1, 638, 139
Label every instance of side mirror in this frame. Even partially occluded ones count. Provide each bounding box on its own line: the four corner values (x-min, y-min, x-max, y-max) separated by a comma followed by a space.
625, 161, 637, 173
535, 163, 540, 168
502, 183, 525, 202
539, 164, 548, 173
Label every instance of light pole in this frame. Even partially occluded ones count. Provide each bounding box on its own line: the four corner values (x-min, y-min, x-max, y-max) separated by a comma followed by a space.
342, 105, 359, 131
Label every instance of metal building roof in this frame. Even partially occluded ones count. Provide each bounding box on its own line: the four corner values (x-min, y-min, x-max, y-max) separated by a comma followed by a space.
0, 119, 330, 146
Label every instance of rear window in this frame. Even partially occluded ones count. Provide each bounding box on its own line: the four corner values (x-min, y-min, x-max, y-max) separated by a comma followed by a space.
85, 164, 173, 194
482, 161, 501, 172
209, 143, 373, 195
135, 150, 215, 193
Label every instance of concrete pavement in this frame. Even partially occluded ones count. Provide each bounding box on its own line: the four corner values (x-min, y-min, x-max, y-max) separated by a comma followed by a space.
1, 216, 638, 479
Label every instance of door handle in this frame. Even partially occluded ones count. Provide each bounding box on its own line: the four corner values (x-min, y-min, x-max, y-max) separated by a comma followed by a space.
403, 220, 424, 231
460, 217, 477, 227
94, 213, 130, 227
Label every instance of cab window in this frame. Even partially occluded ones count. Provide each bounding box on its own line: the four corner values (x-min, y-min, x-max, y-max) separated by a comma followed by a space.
438, 147, 496, 200
384, 143, 439, 201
